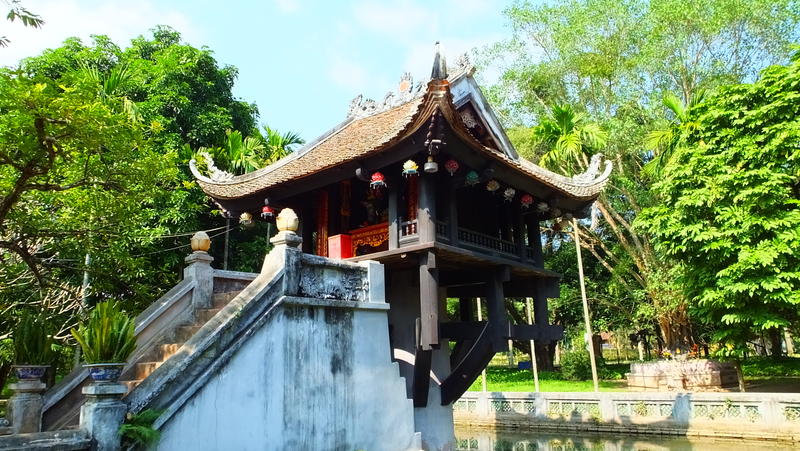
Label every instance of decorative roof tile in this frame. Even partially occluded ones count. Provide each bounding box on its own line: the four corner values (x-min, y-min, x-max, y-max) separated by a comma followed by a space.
192, 74, 612, 203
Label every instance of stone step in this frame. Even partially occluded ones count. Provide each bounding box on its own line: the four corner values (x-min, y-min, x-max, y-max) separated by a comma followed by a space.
160, 343, 181, 361
212, 291, 241, 309
175, 325, 202, 342
135, 361, 162, 380
121, 379, 142, 392
195, 308, 221, 323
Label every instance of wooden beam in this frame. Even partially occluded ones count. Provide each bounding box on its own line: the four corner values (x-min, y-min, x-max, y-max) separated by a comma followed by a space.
388, 183, 399, 250
419, 251, 439, 350
440, 321, 494, 405
412, 345, 432, 408
512, 324, 564, 342
440, 321, 562, 342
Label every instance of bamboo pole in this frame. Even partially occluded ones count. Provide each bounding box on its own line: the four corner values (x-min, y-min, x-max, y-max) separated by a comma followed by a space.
525, 297, 540, 392
573, 219, 599, 392
476, 297, 488, 393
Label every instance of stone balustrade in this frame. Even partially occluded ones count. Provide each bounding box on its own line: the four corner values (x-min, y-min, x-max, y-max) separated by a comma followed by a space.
455, 391, 800, 442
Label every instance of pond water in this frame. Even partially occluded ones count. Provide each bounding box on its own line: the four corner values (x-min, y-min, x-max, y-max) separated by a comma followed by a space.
454, 428, 798, 450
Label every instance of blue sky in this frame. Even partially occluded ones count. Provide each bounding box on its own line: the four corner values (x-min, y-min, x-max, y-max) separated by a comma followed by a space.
1, 0, 513, 140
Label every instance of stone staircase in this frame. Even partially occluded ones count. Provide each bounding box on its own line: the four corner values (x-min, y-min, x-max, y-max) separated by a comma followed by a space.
120, 291, 240, 392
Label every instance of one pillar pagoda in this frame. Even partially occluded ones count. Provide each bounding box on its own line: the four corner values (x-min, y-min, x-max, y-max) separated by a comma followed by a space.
191, 44, 611, 446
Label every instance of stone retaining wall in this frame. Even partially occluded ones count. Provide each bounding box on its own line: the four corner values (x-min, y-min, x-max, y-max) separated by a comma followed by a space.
454, 391, 800, 442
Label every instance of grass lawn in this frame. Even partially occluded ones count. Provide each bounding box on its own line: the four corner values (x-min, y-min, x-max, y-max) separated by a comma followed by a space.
467, 366, 627, 392
468, 357, 800, 393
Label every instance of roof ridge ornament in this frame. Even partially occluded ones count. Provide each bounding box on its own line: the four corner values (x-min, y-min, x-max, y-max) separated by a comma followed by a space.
571, 153, 613, 184
346, 74, 424, 119
196, 150, 234, 182
431, 41, 448, 80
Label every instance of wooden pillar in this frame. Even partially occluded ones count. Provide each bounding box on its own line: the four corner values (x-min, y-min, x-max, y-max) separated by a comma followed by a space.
315, 189, 329, 256
448, 183, 458, 244
513, 202, 525, 262
388, 182, 399, 250
486, 265, 510, 351
526, 213, 543, 266
419, 251, 439, 350
534, 279, 549, 326
458, 297, 474, 322
418, 174, 436, 243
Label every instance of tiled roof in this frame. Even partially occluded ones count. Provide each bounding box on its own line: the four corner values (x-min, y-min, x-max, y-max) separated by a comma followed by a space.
191, 80, 612, 202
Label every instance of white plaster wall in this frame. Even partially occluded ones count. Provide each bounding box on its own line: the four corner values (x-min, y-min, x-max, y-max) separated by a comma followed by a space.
157, 300, 416, 451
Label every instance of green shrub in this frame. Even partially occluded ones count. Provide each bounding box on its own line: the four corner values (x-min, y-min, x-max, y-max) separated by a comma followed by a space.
560, 349, 593, 381
13, 311, 54, 365
71, 301, 136, 364
120, 409, 162, 450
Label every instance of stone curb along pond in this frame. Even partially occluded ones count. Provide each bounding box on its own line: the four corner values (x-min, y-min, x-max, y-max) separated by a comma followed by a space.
454, 391, 800, 443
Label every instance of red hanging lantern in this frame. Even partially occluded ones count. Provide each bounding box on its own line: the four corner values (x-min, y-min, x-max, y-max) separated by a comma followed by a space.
370, 172, 387, 190
444, 159, 459, 176
520, 194, 534, 209
261, 205, 275, 219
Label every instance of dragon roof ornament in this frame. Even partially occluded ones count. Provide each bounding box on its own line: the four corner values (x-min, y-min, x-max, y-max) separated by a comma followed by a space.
346, 52, 474, 120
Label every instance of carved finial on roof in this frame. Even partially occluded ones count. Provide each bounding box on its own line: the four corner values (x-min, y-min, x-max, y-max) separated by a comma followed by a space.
448, 52, 475, 76
431, 41, 448, 80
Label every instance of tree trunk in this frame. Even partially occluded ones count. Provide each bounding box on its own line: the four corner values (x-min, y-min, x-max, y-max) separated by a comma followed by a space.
734, 360, 746, 392
768, 328, 783, 358
785, 328, 795, 355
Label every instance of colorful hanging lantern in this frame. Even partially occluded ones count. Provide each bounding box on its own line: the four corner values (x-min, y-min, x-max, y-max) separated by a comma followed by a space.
520, 194, 534, 209
239, 212, 254, 227
536, 201, 549, 212
424, 155, 438, 173
465, 170, 480, 186
444, 159, 459, 176
402, 160, 419, 177
261, 205, 275, 220
503, 187, 515, 202
486, 179, 500, 192
370, 172, 387, 189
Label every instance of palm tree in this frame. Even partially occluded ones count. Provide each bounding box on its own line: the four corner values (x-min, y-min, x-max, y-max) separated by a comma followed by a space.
644, 91, 704, 176
195, 126, 304, 176
533, 104, 607, 174
260, 125, 305, 165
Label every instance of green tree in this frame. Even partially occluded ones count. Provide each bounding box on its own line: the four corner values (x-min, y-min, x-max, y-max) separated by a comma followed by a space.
2, 0, 43, 47
0, 68, 173, 338
483, 0, 800, 351
532, 104, 607, 173
17, 28, 263, 294
638, 52, 800, 358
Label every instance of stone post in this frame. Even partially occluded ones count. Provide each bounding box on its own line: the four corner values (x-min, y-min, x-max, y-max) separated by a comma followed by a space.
80, 383, 127, 451
8, 379, 46, 434
267, 209, 303, 296
184, 231, 215, 309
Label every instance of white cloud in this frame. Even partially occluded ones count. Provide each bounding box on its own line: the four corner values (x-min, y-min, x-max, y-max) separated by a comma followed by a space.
274, 0, 300, 13
0, 0, 198, 67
